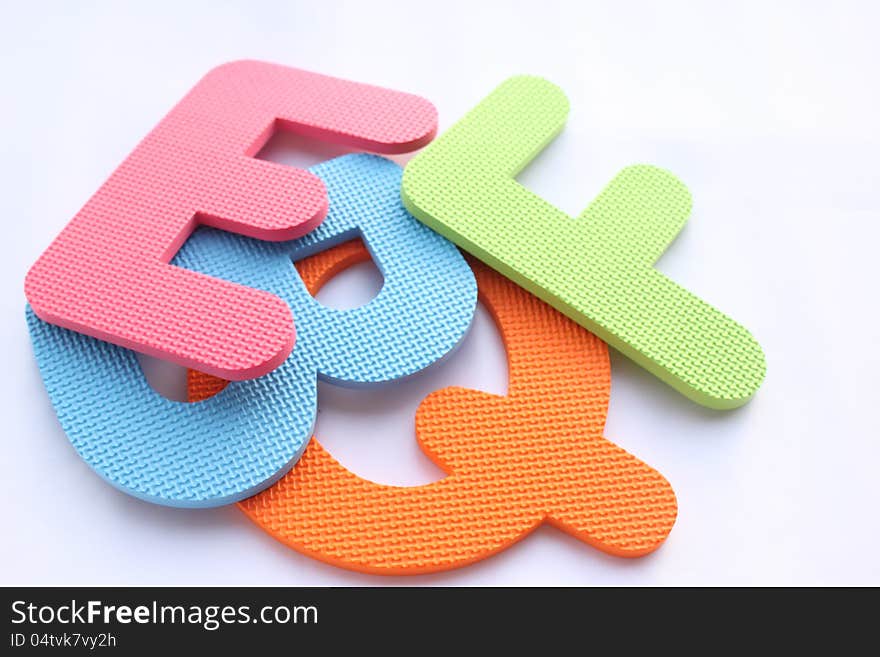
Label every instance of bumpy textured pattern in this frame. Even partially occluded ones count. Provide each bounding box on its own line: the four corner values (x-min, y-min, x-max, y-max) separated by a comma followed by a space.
25, 60, 438, 380
187, 239, 372, 401
27, 155, 476, 508
191, 254, 677, 574
402, 75, 766, 409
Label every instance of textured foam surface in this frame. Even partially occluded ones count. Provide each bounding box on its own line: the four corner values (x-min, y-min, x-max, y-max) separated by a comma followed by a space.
191, 253, 677, 574
402, 75, 766, 409
25, 60, 438, 380
27, 154, 476, 507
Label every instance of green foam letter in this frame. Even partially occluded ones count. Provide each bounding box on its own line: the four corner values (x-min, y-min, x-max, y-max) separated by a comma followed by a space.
402, 76, 765, 409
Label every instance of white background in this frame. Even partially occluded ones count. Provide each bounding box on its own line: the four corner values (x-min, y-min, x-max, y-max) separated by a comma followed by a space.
1, 0, 878, 586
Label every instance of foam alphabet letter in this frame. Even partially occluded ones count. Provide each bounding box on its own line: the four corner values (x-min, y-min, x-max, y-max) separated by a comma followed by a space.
191, 253, 677, 573
26, 61, 438, 380
26, 155, 476, 508
402, 76, 766, 409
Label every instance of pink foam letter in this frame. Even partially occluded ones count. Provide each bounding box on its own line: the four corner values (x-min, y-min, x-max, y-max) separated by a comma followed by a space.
25, 61, 437, 379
